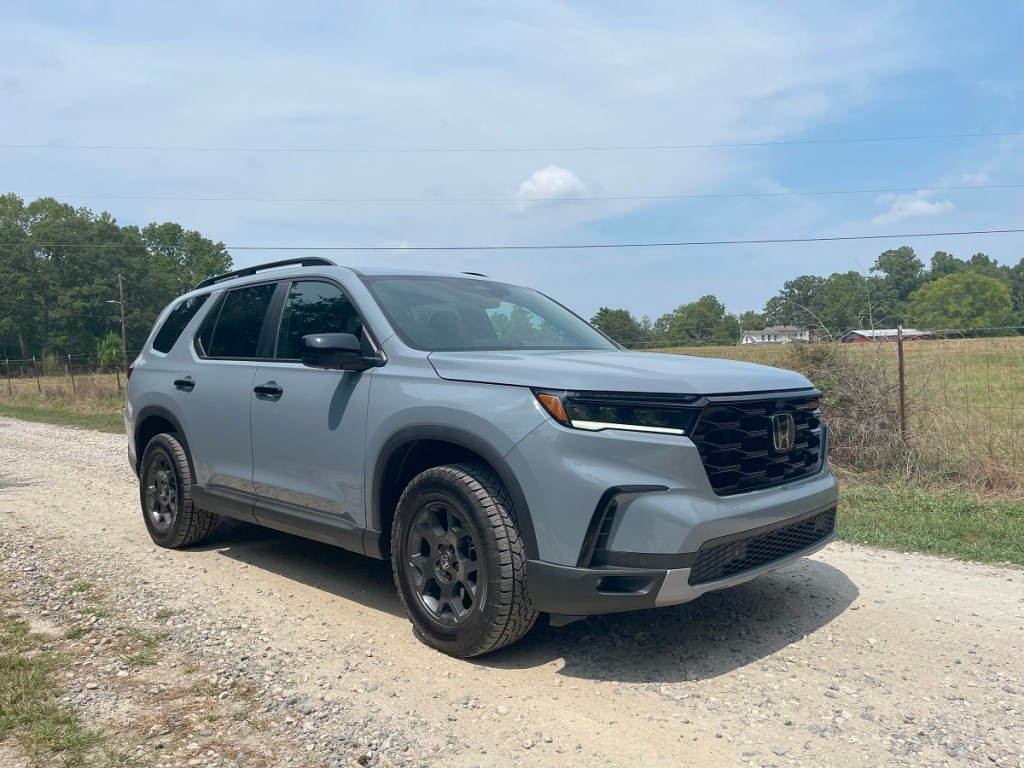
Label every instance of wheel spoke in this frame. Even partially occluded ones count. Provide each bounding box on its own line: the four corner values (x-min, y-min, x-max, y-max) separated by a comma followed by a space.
408, 552, 430, 588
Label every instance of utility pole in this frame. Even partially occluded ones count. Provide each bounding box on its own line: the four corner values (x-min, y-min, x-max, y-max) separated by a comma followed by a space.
118, 274, 127, 358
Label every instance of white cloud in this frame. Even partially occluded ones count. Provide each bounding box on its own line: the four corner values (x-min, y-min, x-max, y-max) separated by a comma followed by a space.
871, 192, 954, 226
960, 172, 990, 186
514, 166, 588, 203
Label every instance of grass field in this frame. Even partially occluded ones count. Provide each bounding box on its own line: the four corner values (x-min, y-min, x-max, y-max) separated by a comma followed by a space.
0, 373, 124, 433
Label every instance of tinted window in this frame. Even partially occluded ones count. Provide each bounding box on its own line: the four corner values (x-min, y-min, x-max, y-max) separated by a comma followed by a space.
363, 276, 615, 351
152, 294, 210, 353
275, 281, 363, 360
199, 284, 276, 358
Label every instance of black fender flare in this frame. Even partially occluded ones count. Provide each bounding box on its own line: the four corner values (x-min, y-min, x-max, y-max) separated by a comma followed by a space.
369, 425, 540, 560
133, 406, 193, 474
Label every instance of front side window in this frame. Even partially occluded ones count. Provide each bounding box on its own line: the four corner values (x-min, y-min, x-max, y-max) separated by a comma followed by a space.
274, 281, 363, 360
363, 276, 616, 352
196, 283, 276, 358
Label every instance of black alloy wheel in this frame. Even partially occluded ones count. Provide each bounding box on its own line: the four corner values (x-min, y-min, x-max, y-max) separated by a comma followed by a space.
139, 433, 215, 548
405, 499, 482, 626
392, 463, 537, 657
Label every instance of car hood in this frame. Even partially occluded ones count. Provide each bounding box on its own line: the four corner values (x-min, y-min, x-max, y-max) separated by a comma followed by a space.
427, 349, 814, 395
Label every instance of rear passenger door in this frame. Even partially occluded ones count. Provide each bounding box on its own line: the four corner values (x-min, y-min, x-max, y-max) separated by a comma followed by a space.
185, 281, 278, 521
249, 279, 376, 551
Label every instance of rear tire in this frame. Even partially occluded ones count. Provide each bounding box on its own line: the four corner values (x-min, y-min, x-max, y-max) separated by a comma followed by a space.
139, 433, 215, 548
391, 463, 537, 657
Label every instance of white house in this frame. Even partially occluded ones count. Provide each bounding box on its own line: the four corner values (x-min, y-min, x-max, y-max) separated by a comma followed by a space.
739, 326, 810, 345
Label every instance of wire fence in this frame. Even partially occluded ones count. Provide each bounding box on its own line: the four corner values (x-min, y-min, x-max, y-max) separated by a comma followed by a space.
1, 352, 139, 397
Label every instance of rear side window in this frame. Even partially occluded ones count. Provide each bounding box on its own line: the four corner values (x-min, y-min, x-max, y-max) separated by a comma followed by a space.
152, 295, 210, 353
275, 281, 363, 360
196, 284, 276, 358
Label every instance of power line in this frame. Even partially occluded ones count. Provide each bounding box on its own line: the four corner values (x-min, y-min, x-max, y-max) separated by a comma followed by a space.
1, 131, 1021, 154
4, 228, 1021, 252
19, 183, 1024, 205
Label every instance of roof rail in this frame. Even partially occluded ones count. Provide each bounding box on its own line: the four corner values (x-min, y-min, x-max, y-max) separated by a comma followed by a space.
462, 271, 489, 277
193, 257, 337, 290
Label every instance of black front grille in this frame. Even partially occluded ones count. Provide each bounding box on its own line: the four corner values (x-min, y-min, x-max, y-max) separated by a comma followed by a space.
688, 507, 836, 586
689, 395, 823, 496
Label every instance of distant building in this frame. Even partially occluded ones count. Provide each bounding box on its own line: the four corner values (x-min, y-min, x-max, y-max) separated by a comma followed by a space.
839, 328, 931, 343
739, 326, 810, 345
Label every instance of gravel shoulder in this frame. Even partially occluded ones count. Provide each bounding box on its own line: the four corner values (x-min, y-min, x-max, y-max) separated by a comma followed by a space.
1, 418, 1022, 768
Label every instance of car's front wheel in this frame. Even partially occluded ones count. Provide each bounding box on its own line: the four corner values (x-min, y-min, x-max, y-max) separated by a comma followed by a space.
391, 463, 537, 657
140, 433, 215, 548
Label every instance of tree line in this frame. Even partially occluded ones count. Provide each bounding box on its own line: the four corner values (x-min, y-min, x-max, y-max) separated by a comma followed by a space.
2, 194, 1022, 358
591, 246, 1024, 347
0, 194, 232, 359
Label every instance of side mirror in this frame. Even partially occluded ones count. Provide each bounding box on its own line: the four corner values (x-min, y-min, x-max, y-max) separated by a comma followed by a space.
300, 333, 381, 371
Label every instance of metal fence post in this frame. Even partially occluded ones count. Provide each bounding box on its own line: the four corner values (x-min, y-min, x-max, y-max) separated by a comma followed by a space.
32, 356, 41, 394
896, 325, 907, 444
67, 353, 77, 396
4, 358, 10, 396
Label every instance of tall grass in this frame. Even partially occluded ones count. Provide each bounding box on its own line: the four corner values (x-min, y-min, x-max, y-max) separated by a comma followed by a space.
0, 373, 124, 432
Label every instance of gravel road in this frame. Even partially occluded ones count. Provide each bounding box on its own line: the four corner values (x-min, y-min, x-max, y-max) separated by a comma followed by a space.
1, 418, 1022, 768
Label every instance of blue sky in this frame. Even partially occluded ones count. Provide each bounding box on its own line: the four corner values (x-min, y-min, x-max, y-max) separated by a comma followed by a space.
2, 0, 1021, 321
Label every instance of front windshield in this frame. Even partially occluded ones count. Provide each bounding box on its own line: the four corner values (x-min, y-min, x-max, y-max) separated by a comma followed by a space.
362, 276, 617, 352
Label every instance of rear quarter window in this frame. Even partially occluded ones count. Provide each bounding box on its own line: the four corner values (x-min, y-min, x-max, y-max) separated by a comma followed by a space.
152, 294, 210, 353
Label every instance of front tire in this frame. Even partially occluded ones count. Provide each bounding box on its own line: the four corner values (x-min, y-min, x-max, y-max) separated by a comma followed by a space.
140, 433, 215, 548
391, 464, 537, 657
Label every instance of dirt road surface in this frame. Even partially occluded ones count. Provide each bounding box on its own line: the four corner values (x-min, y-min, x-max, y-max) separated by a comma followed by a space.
1, 418, 1022, 767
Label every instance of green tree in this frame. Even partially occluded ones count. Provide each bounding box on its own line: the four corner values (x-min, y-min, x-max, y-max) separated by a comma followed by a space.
816, 271, 893, 335
654, 295, 738, 346
95, 332, 126, 371
1005, 257, 1024, 319
763, 275, 826, 329
928, 251, 967, 280
0, 194, 43, 357
870, 246, 924, 324
0, 195, 233, 358
908, 273, 1015, 332
590, 307, 650, 346
871, 246, 925, 302
966, 252, 1002, 281
137, 222, 232, 294
737, 310, 766, 331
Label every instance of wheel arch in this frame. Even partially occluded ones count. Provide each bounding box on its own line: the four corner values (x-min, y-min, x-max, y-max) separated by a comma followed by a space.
134, 406, 193, 476
368, 426, 539, 561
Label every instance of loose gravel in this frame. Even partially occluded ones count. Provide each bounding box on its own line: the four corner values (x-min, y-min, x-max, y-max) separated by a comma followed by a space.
1, 417, 1022, 767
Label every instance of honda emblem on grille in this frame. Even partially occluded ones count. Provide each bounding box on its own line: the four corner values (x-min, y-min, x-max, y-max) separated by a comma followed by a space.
771, 413, 796, 452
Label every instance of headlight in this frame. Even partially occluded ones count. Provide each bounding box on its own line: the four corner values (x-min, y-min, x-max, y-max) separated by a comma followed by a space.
533, 390, 698, 436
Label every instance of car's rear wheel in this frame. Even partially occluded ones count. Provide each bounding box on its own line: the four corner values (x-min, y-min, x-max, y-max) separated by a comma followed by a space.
391, 463, 537, 657
140, 433, 215, 548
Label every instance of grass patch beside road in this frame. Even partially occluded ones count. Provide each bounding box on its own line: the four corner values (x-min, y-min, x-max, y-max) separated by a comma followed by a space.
0, 372, 124, 434
0, 604, 102, 766
839, 484, 1024, 566
0, 401, 122, 433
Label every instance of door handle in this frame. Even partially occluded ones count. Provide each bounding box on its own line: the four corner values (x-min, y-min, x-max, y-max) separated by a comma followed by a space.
253, 382, 283, 399
173, 376, 195, 392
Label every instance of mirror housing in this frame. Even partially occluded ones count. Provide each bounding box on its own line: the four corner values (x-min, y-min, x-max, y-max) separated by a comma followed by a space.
300, 333, 382, 371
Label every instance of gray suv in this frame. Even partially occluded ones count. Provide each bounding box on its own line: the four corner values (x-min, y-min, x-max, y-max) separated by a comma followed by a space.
126, 258, 838, 657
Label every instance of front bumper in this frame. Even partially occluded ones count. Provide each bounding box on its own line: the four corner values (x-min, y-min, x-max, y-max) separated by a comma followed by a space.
526, 504, 837, 617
